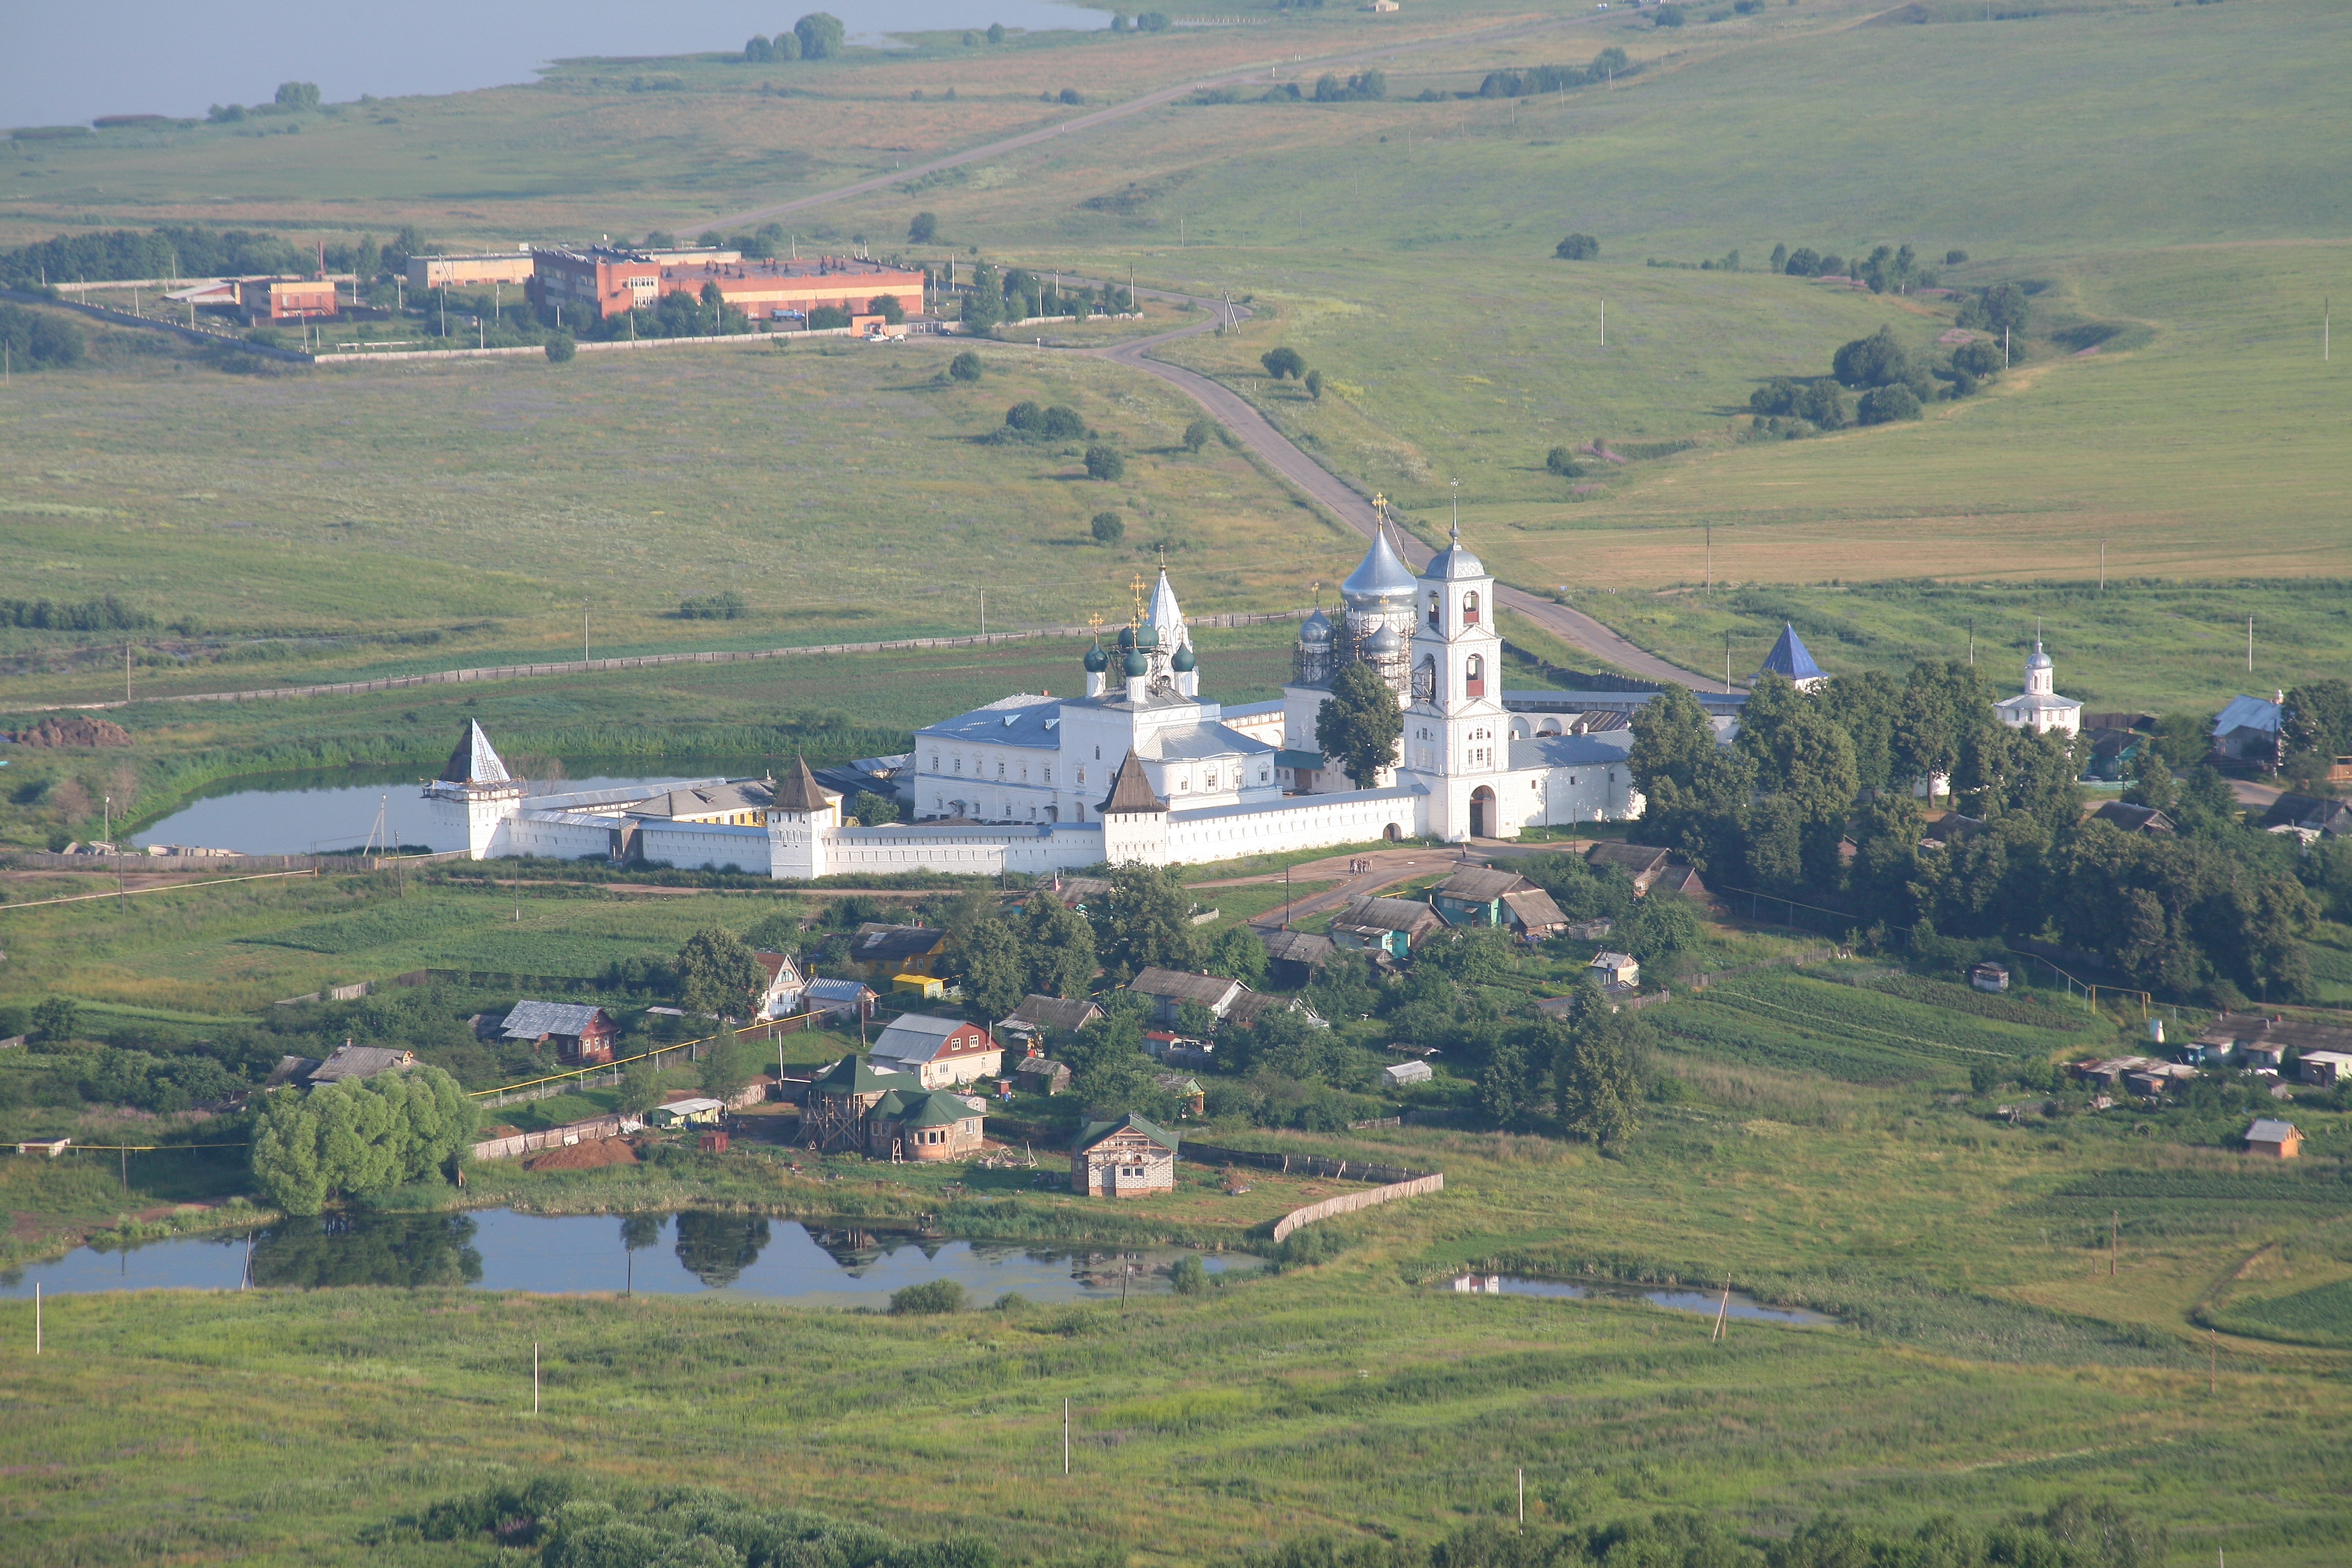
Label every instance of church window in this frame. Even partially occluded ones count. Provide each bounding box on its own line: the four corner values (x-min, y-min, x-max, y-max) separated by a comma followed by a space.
1076, 767, 1085, 785
997, 761, 1005, 779
1044, 767, 1051, 783
1465, 654, 1485, 697
930, 753, 939, 769
1463, 591, 1480, 626
953, 757, 962, 774
1427, 589, 1441, 627
1094, 746, 1101, 761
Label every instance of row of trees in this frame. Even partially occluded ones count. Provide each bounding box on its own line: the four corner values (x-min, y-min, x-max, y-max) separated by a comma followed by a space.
1628, 668, 2319, 1004
1767, 241, 1957, 293
957, 263, 1132, 333
0, 592, 150, 629
740, 15, 845, 62
1478, 47, 1634, 99
205, 81, 321, 124
0, 222, 356, 290
1748, 322, 2011, 430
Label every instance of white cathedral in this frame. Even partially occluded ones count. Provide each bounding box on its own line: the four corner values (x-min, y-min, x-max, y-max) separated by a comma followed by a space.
423, 523, 1648, 877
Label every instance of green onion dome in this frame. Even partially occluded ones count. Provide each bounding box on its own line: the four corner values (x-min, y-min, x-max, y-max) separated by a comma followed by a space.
1123, 648, 1150, 678
1084, 643, 1109, 673
1171, 643, 1196, 673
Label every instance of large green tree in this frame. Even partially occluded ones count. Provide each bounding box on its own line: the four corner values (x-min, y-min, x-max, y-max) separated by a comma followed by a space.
958, 917, 1031, 1020
1315, 660, 1404, 790
250, 1066, 477, 1216
793, 12, 845, 59
1550, 992, 1645, 1147
1090, 863, 1200, 983
1021, 893, 1098, 998
675, 927, 767, 1018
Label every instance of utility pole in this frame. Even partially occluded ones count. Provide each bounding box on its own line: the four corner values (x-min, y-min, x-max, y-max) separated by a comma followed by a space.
1704, 525, 1711, 596
1517, 1468, 1524, 1524
2110, 1210, 2118, 1277
1599, 300, 1604, 348
584, 603, 590, 664
2248, 617, 2254, 674
1967, 618, 1975, 666
533, 1341, 541, 1414
126, 640, 132, 702
1063, 1397, 1071, 1475
2099, 538, 2106, 590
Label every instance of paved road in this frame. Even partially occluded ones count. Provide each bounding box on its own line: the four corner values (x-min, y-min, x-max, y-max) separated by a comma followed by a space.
701, 13, 1611, 235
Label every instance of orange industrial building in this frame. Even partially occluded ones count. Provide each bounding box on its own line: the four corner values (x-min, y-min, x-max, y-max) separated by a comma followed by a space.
528, 245, 926, 322
239, 277, 339, 323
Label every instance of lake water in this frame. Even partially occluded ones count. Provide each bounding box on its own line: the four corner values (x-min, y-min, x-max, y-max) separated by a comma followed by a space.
1447, 1274, 1836, 1327
1, 1209, 1254, 1304
134, 767, 716, 856
10, 1, 1113, 130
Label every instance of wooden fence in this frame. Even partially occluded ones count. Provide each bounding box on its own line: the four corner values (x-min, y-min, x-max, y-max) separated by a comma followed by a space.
1271, 1172, 1445, 1244
472, 1114, 631, 1162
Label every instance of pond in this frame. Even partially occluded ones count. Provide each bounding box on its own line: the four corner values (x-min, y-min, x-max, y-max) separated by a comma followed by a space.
1, 1209, 1256, 1305
134, 763, 730, 856
1446, 1274, 1837, 1327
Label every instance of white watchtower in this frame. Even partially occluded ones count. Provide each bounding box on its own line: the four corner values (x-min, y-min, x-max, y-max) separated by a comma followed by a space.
422, 719, 524, 858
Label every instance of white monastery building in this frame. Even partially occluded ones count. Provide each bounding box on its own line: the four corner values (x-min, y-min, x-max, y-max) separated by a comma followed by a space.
422, 524, 1648, 876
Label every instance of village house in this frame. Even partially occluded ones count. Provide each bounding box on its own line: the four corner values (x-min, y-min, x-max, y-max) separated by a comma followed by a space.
1012, 1051, 1072, 1096
803, 976, 878, 1024
1328, 894, 1444, 959
867, 1088, 986, 1161
2088, 801, 2176, 836
2299, 1050, 2352, 1088
802, 1055, 912, 1152
264, 1042, 417, 1089
1126, 967, 1252, 1027
2210, 692, 2284, 768
1257, 928, 1336, 988
648, 1095, 725, 1129
1072, 1112, 1180, 1196
498, 1000, 619, 1065
2246, 1118, 2302, 1159
1588, 951, 1640, 991
753, 951, 806, 1019
868, 1013, 1004, 1088
2260, 794, 2352, 841
1005, 994, 1107, 1037
849, 923, 956, 996
1153, 1073, 1207, 1117
1970, 962, 2011, 994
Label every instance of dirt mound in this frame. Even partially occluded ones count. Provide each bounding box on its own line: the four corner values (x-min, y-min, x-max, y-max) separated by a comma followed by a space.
523, 1136, 640, 1172
9, 716, 132, 748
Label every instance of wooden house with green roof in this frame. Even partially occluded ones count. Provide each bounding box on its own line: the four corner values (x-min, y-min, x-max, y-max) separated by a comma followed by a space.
803, 1054, 915, 1154
1072, 1112, 1179, 1197
868, 1087, 987, 1161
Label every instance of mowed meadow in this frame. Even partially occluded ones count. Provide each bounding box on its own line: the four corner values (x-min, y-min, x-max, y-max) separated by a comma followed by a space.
0, 332, 1360, 706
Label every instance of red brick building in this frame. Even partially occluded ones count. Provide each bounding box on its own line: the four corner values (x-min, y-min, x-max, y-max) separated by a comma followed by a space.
530, 245, 926, 323
240, 277, 338, 323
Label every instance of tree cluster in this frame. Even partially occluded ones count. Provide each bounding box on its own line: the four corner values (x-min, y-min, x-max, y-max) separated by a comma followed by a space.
741, 15, 843, 62
0, 304, 85, 370
677, 590, 749, 620
1310, 69, 1387, 102
1554, 233, 1600, 261
1627, 668, 2317, 1004
995, 401, 1088, 442
1767, 241, 1938, 295
1481, 48, 1635, 100
0, 222, 339, 290
958, 263, 1130, 334
249, 1066, 478, 1215
2281, 678, 2352, 786
0, 592, 152, 630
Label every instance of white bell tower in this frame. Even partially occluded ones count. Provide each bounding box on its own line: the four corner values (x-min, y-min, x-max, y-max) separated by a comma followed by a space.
1400, 509, 1511, 841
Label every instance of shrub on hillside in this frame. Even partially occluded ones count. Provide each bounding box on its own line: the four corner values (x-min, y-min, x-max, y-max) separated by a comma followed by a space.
1857, 384, 1923, 424
1555, 233, 1600, 261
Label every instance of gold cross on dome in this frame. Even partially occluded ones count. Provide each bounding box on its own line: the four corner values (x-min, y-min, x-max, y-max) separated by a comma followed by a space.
1130, 572, 1146, 619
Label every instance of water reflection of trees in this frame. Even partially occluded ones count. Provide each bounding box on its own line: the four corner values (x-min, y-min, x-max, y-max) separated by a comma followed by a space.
672, 1212, 770, 1288
250, 1213, 483, 1289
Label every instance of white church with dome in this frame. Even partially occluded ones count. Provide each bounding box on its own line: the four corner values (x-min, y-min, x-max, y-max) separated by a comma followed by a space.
423, 522, 1650, 876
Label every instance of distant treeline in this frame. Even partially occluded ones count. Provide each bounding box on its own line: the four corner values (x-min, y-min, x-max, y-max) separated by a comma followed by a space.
1472, 48, 1636, 99
0, 224, 434, 290
0, 594, 154, 631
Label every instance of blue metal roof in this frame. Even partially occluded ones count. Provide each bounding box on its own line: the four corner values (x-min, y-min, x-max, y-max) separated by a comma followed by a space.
1507, 731, 1636, 772
1755, 622, 1824, 682
2212, 693, 2281, 737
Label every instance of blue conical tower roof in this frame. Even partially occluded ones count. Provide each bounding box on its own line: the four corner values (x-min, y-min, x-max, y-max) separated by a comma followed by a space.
437, 719, 513, 785
1755, 622, 1824, 683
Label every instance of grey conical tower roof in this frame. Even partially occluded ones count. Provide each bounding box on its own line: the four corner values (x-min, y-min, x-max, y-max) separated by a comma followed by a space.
1341, 525, 1417, 606
437, 720, 512, 785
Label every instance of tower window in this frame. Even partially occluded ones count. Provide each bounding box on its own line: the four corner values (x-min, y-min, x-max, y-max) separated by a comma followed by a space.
1466, 653, 1485, 698
1427, 589, 1441, 627
1463, 591, 1480, 626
